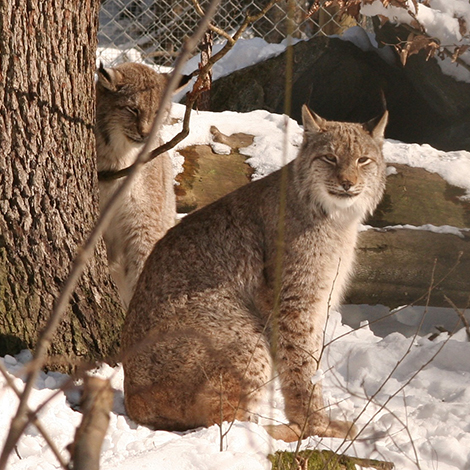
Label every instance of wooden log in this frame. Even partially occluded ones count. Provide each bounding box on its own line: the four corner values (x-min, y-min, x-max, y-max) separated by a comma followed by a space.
348, 228, 470, 309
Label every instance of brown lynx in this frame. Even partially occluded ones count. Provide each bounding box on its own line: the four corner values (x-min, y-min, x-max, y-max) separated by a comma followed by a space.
121, 106, 388, 441
95, 62, 176, 307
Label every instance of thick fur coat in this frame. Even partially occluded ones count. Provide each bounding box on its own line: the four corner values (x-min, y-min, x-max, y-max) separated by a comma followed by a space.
122, 106, 387, 441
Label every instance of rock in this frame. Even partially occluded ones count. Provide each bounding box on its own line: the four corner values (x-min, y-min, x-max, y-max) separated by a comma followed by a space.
210, 34, 470, 151
175, 128, 254, 213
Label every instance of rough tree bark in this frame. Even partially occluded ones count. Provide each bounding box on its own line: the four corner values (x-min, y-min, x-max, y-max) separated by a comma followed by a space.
0, 0, 124, 369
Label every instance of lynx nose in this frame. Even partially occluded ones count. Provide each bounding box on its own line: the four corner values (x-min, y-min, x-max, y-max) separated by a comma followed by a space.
138, 120, 151, 139
341, 180, 353, 191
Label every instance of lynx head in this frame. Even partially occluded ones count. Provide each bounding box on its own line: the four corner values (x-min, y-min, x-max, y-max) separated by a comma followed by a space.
95, 62, 169, 171
295, 105, 388, 222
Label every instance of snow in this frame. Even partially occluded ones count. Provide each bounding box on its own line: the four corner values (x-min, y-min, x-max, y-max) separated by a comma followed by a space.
361, 223, 468, 238
2, 104, 470, 470
2, 311, 469, 470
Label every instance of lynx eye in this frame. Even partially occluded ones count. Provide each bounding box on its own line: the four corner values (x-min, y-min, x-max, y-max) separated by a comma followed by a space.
321, 154, 337, 165
125, 106, 139, 116
357, 157, 370, 165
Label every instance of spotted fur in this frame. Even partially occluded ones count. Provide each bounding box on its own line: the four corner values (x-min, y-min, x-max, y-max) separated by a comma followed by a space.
121, 106, 387, 441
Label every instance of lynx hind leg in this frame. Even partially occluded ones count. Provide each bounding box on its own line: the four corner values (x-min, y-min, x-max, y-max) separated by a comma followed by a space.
123, 322, 273, 431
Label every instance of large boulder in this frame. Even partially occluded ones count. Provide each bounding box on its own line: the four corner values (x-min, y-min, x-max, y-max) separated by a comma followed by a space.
210, 34, 470, 152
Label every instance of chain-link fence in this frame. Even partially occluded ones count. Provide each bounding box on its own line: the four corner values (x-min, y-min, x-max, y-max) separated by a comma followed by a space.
97, 0, 356, 67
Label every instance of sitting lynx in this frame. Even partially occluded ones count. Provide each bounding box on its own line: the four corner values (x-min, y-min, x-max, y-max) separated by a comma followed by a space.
122, 106, 388, 441
95, 62, 176, 307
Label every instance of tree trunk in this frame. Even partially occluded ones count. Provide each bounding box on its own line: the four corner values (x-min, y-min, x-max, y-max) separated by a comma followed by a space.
0, 0, 124, 370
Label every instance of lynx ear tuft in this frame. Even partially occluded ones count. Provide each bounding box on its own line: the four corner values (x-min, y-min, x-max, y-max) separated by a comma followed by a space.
97, 63, 122, 92
363, 110, 388, 140
302, 105, 327, 134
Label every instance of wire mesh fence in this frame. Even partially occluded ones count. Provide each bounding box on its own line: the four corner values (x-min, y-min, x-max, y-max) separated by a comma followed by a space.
97, 0, 356, 67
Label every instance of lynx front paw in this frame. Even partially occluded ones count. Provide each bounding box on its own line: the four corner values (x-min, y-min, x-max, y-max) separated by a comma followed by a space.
313, 419, 358, 439
264, 419, 357, 442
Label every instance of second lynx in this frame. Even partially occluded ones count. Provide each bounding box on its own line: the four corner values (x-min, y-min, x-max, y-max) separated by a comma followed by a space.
95, 63, 176, 307
122, 106, 388, 441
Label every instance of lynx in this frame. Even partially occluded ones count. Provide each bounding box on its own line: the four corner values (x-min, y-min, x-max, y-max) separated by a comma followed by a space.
121, 106, 388, 441
95, 62, 176, 307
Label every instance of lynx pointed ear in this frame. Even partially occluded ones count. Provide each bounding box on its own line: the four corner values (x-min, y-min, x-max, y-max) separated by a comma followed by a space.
302, 105, 327, 134
97, 63, 121, 92
363, 110, 388, 140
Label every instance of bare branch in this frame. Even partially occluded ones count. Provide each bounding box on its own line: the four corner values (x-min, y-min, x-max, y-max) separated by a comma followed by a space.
338, 318, 461, 463
68, 377, 114, 470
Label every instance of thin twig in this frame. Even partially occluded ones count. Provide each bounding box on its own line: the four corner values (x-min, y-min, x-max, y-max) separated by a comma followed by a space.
334, 259, 438, 450
340, 326, 459, 469
0, 361, 69, 469
0, 2, 221, 468
444, 295, 470, 340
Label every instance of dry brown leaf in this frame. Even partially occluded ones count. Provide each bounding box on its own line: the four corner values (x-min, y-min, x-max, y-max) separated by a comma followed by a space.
344, 3, 361, 18
307, 0, 363, 19
306, 0, 334, 18
407, 9, 426, 33
396, 34, 440, 66
408, 35, 433, 56
409, 19, 422, 31
398, 45, 409, 66
457, 16, 467, 37
425, 41, 440, 60
452, 45, 469, 62
387, 0, 409, 7
378, 14, 389, 27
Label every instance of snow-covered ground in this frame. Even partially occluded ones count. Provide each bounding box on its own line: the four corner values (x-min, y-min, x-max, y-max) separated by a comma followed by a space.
1, 104, 470, 470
